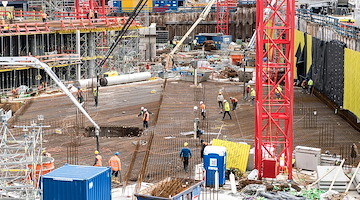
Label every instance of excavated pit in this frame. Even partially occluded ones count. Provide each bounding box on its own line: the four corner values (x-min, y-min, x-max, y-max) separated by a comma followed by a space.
85, 126, 143, 137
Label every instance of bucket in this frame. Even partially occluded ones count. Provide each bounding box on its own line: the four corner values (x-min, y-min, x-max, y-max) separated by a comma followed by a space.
27, 156, 55, 184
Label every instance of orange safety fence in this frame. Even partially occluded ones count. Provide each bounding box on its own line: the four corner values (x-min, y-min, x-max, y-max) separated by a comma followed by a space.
53, 7, 115, 19
0, 22, 51, 35
0, 17, 142, 35
0, 10, 43, 19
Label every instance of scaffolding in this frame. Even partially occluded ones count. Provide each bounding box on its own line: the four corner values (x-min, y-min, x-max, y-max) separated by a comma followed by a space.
0, 111, 49, 199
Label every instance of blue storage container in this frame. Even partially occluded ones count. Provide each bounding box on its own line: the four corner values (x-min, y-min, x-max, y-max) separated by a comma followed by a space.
153, 0, 178, 11
221, 35, 233, 44
113, 1, 122, 12
204, 146, 226, 187
113, 0, 121, 7
41, 164, 112, 200
195, 35, 206, 44
134, 177, 202, 200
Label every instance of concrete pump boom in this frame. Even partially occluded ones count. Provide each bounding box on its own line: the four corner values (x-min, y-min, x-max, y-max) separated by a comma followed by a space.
165, 0, 217, 69
0, 57, 100, 131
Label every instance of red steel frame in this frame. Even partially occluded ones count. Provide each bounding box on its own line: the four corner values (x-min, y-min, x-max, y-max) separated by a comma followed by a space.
255, 0, 295, 179
75, 0, 107, 19
216, 0, 230, 35
216, 0, 236, 35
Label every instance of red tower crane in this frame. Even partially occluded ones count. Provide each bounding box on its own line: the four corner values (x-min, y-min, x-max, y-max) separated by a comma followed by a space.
254, 0, 295, 179
216, 0, 237, 35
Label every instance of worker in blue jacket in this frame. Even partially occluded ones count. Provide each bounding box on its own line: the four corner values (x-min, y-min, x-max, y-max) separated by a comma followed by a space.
180, 142, 192, 172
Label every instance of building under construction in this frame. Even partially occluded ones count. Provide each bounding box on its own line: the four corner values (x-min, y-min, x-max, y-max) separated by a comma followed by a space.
1, 0, 360, 199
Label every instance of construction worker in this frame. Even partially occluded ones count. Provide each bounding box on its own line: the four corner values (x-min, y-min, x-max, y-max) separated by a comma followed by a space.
301, 80, 307, 94
250, 88, 256, 106
179, 142, 192, 172
6, 11, 12, 24
41, 12, 47, 22
200, 140, 208, 160
307, 78, 314, 94
275, 85, 282, 99
222, 100, 232, 120
138, 107, 152, 117
230, 97, 238, 110
142, 108, 150, 129
93, 151, 102, 167
77, 88, 84, 104
199, 101, 206, 120
217, 92, 224, 108
109, 152, 121, 183
93, 88, 98, 107
245, 85, 251, 100
87, 9, 94, 19
42, 150, 51, 157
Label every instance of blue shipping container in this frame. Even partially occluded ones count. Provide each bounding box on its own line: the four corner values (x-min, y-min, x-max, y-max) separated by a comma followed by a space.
204, 146, 226, 187
42, 164, 112, 200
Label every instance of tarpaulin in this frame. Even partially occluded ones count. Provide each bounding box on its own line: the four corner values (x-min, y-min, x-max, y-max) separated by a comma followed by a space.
309, 39, 345, 106
294, 30, 312, 82
343, 48, 360, 118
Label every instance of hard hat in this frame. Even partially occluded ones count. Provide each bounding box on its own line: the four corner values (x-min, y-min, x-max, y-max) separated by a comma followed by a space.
223, 100, 227, 102
184, 142, 188, 147
247, 85, 251, 88
251, 88, 254, 90
93, 88, 97, 91
141, 107, 144, 110
115, 152, 119, 155
143, 108, 147, 112
94, 151, 99, 154
200, 101, 203, 104
230, 97, 233, 99
218, 92, 222, 95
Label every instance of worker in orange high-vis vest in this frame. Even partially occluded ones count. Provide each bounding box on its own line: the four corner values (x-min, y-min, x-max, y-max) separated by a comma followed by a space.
109, 152, 121, 183
142, 109, 150, 129
93, 151, 102, 166
199, 101, 206, 120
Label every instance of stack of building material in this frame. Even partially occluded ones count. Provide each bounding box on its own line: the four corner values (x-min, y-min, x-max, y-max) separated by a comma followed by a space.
317, 166, 350, 192
351, 168, 360, 193
320, 154, 342, 166
294, 146, 321, 171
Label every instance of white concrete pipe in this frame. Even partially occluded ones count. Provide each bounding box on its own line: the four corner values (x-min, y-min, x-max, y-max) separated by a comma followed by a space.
77, 78, 98, 88
99, 72, 151, 87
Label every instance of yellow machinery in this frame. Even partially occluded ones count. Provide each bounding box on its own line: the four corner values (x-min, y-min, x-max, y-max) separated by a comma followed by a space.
103, 71, 119, 77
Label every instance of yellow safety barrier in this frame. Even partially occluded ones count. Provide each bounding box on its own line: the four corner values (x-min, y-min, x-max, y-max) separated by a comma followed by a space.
212, 139, 250, 172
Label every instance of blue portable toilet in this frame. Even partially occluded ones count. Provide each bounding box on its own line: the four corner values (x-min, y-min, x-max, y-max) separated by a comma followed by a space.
203, 146, 226, 187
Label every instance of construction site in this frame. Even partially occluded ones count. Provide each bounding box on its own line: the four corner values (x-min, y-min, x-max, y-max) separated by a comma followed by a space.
0, 0, 360, 199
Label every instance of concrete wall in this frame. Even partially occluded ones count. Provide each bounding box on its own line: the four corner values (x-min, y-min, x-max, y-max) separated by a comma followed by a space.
120, 5, 256, 41
296, 16, 360, 51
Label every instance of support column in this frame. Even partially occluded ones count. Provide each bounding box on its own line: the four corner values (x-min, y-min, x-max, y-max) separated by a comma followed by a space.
18, 35, 21, 56
354, 0, 360, 27
9, 36, 12, 56
26, 35, 29, 55
60, 34, 64, 53
76, 30, 81, 80
88, 32, 95, 78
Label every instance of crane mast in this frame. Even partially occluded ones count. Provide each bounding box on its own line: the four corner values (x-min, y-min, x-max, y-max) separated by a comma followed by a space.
254, 0, 295, 179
